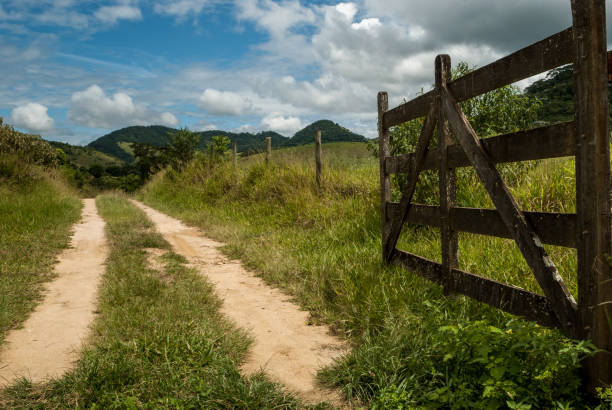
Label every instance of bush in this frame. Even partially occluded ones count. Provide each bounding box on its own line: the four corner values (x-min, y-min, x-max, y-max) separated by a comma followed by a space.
0, 118, 59, 168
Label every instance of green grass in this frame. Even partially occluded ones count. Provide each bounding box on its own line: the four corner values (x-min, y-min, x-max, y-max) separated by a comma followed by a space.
0, 173, 81, 346
138, 142, 607, 408
1, 194, 328, 409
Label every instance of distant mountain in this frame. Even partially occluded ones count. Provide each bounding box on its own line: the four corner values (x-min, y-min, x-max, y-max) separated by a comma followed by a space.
86, 120, 366, 163
284, 120, 366, 146
49, 141, 124, 168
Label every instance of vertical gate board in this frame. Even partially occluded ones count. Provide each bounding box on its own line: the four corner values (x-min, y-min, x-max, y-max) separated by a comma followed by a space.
436, 54, 458, 293
571, 0, 612, 389
378, 92, 391, 259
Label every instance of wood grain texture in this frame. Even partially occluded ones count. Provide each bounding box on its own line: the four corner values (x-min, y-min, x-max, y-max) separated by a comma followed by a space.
391, 250, 560, 328
386, 121, 576, 174
378, 92, 391, 258
387, 203, 577, 248
571, 0, 612, 388
441, 86, 578, 336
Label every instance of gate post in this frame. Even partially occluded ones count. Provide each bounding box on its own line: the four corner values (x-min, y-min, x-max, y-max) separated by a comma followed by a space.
378, 92, 391, 261
571, 0, 612, 390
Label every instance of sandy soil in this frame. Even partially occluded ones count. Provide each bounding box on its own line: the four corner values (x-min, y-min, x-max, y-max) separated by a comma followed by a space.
132, 200, 347, 405
0, 199, 107, 386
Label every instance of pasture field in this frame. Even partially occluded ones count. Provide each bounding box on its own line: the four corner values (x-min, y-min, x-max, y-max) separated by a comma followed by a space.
139, 142, 608, 408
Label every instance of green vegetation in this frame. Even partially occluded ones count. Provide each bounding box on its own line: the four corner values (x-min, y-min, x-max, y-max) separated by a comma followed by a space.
139, 141, 606, 408
525, 64, 612, 124
48, 141, 123, 169
0, 119, 82, 346
1, 194, 324, 408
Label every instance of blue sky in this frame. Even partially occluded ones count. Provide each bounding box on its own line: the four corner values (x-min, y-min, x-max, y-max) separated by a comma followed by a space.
0, 0, 609, 145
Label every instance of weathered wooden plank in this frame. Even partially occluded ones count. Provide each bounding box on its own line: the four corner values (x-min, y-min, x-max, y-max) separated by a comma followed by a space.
384, 103, 437, 261
437, 54, 458, 293
387, 203, 577, 248
390, 250, 560, 328
572, 0, 612, 388
382, 91, 434, 129
385, 121, 576, 174
441, 86, 578, 336
378, 92, 392, 258
449, 28, 574, 101
315, 130, 322, 187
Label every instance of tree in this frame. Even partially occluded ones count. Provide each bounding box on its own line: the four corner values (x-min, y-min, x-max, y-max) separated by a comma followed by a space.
132, 142, 166, 180
166, 128, 201, 170
209, 135, 231, 163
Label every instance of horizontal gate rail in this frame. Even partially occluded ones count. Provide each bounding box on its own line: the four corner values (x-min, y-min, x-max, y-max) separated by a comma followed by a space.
386, 203, 577, 248
386, 121, 576, 173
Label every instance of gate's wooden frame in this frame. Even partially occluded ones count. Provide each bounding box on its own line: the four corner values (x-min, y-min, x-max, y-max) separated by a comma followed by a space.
378, 0, 611, 389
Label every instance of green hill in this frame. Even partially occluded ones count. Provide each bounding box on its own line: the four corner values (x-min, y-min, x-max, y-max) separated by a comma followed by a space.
86, 120, 366, 163
284, 119, 366, 146
525, 64, 612, 123
87, 125, 175, 163
49, 141, 124, 169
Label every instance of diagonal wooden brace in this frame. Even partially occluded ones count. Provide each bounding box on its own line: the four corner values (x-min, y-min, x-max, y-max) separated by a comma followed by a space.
384, 102, 437, 262
440, 86, 578, 336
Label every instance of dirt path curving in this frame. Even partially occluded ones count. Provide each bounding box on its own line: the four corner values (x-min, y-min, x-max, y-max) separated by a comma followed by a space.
132, 200, 347, 405
0, 199, 108, 387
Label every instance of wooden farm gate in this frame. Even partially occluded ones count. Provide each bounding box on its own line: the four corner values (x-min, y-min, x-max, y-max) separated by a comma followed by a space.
378, 0, 611, 389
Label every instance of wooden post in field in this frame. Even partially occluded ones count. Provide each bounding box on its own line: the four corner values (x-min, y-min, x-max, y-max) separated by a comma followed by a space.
208, 143, 214, 169
265, 136, 271, 165
315, 130, 322, 188
571, 0, 612, 390
378, 92, 391, 261
232, 141, 237, 168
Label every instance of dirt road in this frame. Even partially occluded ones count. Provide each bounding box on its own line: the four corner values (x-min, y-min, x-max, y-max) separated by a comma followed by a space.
132, 200, 347, 404
0, 199, 107, 386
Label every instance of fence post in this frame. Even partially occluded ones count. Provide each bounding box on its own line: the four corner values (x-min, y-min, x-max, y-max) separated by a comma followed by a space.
571, 0, 611, 390
378, 92, 391, 262
232, 141, 237, 168
315, 130, 322, 188
265, 136, 271, 165
436, 54, 458, 294
208, 143, 214, 170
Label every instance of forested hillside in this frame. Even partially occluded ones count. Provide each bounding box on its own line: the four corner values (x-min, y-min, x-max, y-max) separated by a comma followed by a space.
285, 119, 366, 146
525, 64, 612, 123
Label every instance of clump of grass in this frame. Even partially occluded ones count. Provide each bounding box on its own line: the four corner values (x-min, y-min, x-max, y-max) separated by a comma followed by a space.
1, 194, 324, 408
139, 143, 598, 407
0, 169, 81, 346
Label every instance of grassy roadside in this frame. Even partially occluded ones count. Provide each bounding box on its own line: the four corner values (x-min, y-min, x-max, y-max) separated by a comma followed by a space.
0, 174, 81, 346
2, 193, 321, 409
139, 143, 608, 408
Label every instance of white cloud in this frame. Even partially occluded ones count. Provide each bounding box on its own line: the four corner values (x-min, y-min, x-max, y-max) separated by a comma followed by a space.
199, 89, 251, 116
11, 102, 55, 134
153, 0, 209, 17
69, 85, 178, 129
260, 114, 302, 135
95, 5, 142, 24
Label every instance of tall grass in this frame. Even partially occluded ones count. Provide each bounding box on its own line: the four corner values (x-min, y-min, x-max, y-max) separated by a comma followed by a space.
0, 167, 81, 346
139, 142, 605, 408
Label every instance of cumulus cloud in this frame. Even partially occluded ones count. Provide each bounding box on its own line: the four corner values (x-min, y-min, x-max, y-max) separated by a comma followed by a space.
95, 5, 142, 24
69, 85, 178, 129
199, 89, 251, 116
260, 114, 302, 135
10, 102, 55, 133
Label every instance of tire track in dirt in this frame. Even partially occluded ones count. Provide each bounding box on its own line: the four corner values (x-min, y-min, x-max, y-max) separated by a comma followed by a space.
132, 200, 347, 405
0, 198, 107, 386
